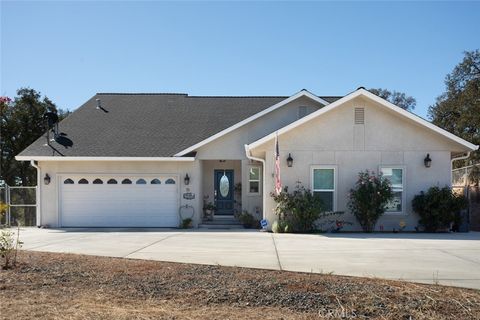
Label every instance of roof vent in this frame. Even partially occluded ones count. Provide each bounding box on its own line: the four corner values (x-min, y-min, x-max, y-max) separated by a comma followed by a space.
95, 99, 108, 113
298, 106, 308, 119
354, 108, 365, 124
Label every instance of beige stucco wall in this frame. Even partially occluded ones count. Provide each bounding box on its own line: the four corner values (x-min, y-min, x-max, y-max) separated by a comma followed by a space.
37, 160, 202, 228
252, 96, 466, 231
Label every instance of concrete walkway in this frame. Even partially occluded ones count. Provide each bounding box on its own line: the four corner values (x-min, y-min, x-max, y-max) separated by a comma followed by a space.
18, 228, 480, 290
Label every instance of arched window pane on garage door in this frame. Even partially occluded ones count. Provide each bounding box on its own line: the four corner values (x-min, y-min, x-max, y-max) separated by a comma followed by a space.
78, 178, 89, 184
122, 179, 132, 184
64, 178, 74, 184
107, 179, 118, 184
151, 179, 161, 184
136, 178, 147, 184
165, 178, 176, 184
93, 178, 103, 184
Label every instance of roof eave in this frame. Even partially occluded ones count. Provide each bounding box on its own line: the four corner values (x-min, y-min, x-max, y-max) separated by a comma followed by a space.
15, 156, 196, 162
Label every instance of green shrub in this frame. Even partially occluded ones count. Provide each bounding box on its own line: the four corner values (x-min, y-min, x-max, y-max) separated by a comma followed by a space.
348, 170, 393, 233
235, 211, 260, 229
272, 220, 292, 233
412, 186, 467, 232
272, 220, 282, 233
0, 202, 8, 226
180, 218, 192, 229
271, 184, 332, 233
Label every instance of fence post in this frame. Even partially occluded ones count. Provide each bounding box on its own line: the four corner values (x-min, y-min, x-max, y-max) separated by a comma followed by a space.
6, 184, 11, 226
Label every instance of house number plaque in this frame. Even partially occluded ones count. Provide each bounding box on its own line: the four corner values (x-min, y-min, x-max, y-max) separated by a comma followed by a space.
183, 193, 195, 200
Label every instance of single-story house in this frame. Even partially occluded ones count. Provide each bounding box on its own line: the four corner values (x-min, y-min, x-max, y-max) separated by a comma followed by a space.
16, 88, 478, 230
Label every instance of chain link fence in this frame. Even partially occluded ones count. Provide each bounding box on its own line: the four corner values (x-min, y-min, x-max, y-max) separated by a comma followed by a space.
0, 185, 37, 226
452, 164, 480, 231
452, 164, 480, 186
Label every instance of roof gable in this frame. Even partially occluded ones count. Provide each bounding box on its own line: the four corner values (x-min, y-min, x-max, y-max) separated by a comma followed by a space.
173, 90, 330, 156
247, 89, 478, 152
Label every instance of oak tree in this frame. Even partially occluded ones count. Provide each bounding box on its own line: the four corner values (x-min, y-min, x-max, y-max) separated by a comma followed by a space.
1, 88, 69, 186
428, 50, 480, 166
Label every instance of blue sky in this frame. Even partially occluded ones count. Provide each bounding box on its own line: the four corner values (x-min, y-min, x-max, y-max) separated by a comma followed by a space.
1, 1, 479, 118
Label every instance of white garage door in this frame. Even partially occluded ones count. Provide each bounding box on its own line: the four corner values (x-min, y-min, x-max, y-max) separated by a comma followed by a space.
60, 175, 179, 227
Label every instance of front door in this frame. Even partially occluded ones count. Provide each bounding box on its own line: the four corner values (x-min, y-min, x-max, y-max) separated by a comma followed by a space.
214, 170, 234, 216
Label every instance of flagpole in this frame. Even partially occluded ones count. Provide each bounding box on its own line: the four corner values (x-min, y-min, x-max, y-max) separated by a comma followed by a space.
274, 131, 282, 195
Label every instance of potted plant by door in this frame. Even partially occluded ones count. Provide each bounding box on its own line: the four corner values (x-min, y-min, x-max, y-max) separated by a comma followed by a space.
203, 202, 216, 221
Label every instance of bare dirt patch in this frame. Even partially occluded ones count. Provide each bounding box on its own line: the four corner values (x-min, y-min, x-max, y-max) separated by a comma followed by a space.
1, 251, 479, 319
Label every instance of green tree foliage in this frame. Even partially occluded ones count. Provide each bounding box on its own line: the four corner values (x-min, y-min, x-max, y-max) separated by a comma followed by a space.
1, 88, 70, 186
428, 50, 480, 166
368, 88, 416, 111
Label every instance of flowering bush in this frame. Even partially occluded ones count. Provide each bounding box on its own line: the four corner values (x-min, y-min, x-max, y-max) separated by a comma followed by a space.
348, 170, 393, 232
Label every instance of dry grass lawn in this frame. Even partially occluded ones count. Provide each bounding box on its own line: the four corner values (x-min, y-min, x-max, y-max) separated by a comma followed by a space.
0, 251, 479, 319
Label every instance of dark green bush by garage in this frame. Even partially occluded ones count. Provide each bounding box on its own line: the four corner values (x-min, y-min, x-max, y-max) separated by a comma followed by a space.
412, 186, 467, 232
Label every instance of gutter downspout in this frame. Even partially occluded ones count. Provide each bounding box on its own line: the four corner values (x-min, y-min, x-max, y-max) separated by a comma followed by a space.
451, 152, 471, 186
30, 160, 41, 227
244, 145, 267, 221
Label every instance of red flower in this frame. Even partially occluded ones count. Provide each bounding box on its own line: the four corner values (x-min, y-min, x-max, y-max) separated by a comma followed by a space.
0, 96, 12, 104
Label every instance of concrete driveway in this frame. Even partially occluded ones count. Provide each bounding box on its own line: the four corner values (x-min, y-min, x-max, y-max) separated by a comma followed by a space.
19, 228, 480, 290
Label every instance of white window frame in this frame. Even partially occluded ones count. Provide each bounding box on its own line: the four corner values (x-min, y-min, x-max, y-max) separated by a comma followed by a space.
310, 165, 337, 212
379, 165, 407, 215
248, 166, 261, 195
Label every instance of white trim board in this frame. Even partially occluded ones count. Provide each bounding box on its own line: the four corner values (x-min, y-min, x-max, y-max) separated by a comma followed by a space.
15, 156, 196, 162
247, 88, 479, 152
173, 90, 330, 156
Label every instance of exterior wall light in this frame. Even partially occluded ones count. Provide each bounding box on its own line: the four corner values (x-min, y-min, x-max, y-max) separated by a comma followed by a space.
44, 173, 51, 185
184, 173, 190, 185
424, 154, 432, 168
286, 153, 293, 167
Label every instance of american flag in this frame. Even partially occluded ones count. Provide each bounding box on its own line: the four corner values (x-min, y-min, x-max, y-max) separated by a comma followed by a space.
274, 132, 282, 195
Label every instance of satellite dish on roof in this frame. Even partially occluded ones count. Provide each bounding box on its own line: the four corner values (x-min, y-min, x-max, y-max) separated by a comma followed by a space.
42, 111, 72, 155
44, 112, 59, 129
43, 111, 59, 145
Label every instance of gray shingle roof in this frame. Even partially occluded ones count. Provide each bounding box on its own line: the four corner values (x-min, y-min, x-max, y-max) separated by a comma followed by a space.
18, 93, 342, 158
